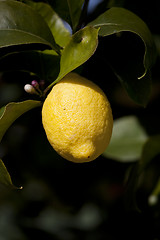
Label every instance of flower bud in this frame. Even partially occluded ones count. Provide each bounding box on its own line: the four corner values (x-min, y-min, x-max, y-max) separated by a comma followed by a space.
39, 79, 45, 89
24, 84, 38, 94
31, 80, 39, 88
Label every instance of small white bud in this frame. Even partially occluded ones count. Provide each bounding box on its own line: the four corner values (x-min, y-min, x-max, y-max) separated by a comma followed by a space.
24, 84, 38, 95
148, 195, 158, 206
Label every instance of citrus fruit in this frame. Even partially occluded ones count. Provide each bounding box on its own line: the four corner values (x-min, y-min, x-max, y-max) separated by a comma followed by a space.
42, 72, 113, 163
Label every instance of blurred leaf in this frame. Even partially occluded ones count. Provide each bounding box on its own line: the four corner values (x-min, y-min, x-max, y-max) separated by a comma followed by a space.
35, 203, 101, 234
148, 177, 160, 207
47, 0, 85, 32
0, 100, 42, 143
0, 0, 60, 56
107, 0, 126, 8
0, 159, 15, 189
0, 50, 60, 81
0, 83, 22, 106
139, 135, 160, 172
153, 34, 160, 56
0, 106, 5, 118
125, 135, 160, 210
49, 26, 99, 86
25, 1, 71, 47
103, 116, 148, 162
124, 163, 141, 211
88, 7, 157, 105
150, 178, 160, 198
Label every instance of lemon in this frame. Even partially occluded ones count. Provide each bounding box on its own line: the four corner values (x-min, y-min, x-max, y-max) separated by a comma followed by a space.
42, 72, 113, 163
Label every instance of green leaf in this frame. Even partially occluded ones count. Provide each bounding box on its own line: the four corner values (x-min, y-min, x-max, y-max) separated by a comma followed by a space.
25, 1, 71, 48
88, 7, 157, 105
0, 100, 42, 143
0, 0, 60, 56
148, 178, 160, 206
88, 7, 156, 72
0, 159, 16, 189
47, 0, 85, 32
154, 34, 160, 56
48, 26, 99, 87
139, 135, 160, 173
0, 106, 5, 118
114, 64, 152, 106
66, 0, 85, 32
103, 115, 148, 162
125, 135, 160, 210
0, 50, 60, 81
107, 0, 125, 8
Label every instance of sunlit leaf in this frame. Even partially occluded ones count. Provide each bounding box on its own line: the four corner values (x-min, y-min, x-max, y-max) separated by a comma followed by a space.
0, 0, 60, 56
48, 26, 99, 87
0, 100, 42, 143
103, 116, 148, 162
25, 1, 71, 47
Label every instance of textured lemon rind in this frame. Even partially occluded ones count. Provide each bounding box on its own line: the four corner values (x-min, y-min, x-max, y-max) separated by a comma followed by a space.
42, 73, 113, 163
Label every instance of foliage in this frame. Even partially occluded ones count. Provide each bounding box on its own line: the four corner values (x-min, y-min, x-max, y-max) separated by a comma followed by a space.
0, 0, 160, 239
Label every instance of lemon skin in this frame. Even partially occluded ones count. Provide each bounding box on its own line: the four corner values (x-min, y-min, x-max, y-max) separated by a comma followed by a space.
42, 72, 113, 163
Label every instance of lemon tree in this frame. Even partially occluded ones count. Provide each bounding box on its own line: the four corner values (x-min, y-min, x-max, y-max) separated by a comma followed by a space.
0, 0, 158, 201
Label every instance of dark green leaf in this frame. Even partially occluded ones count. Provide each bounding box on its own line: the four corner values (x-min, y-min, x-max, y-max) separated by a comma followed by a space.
103, 116, 148, 162
153, 34, 160, 57
139, 135, 160, 173
88, 7, 157, 105
114, 62, 152, 106
148, 178, 160, 205
88, 7, 156, 71
0, 0, 60, 56
0, 100, 42, 143
47, 0, 85, 32
125, 135, 160, 210
0, 50, 60, 81
38, 50, 60, 81
66, 0, 85, 32
124, 163, 141, 211
0, 159, 16, 189
107, 0, 125, 8
48, 26, 99, 87
25, 1, 71, 47
0, 106, 5, 118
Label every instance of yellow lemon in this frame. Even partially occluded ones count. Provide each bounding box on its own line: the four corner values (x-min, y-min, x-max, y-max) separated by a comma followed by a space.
42, 72, 113, 163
